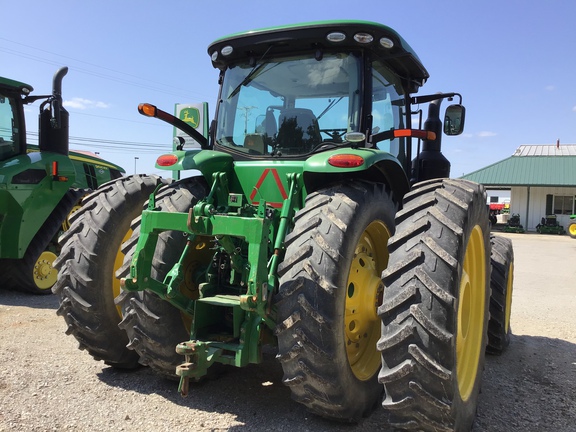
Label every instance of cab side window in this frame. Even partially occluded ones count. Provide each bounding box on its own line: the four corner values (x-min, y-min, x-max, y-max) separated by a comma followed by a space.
371, 61, 407, 163
0, 95, 20, 161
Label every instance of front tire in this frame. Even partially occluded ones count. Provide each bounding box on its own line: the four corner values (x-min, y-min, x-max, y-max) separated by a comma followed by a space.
379, 179, 490, 432
53, 175, 168, 368
275, 181, 396, 421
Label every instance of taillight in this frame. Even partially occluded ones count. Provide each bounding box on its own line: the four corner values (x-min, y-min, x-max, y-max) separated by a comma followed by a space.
157, 154, 178, 166
328, 154, 364, 168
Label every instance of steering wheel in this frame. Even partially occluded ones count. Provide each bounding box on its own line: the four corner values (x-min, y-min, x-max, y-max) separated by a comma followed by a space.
319, 128, 347, 143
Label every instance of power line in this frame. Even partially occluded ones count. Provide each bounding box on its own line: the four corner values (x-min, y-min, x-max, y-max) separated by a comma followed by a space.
0, 38, 214, 100
26, 131, 170, 153
67, 110, 165, 126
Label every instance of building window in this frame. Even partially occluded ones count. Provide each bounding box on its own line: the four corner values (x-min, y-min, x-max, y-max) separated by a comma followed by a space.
553, 195, 575, 215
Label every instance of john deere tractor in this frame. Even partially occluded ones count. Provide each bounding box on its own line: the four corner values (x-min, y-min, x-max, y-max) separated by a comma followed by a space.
54, 21, 514, 430
0, 67, 125, 294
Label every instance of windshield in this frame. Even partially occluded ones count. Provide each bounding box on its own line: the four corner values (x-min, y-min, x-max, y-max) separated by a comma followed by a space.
215, 52, 361, 157
0, 93, 22, 162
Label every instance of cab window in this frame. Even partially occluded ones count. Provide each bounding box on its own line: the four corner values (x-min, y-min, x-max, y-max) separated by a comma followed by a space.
0, 94, 21, 161
371, 60, 407, 163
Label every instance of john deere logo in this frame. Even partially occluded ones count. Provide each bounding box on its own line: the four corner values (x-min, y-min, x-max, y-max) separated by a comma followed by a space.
179, 107, 200, 128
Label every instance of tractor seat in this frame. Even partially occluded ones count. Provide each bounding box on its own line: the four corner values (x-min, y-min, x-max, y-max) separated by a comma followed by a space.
276, 108, 321, 154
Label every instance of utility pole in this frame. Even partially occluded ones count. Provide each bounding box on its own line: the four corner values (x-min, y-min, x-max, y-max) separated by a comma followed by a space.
238, 106, 257, 134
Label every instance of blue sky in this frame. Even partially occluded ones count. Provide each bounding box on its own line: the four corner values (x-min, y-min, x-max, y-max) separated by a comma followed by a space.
2, 1, 575, 178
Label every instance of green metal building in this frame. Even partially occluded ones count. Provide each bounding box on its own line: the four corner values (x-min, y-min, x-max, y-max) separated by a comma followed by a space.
461, 144, 576, 231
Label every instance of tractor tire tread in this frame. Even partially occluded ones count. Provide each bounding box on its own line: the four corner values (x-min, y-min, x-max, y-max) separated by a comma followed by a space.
276, 180, 396, 422
53, 174, 168, 368
486, 234, 514, 355
117, 177, 208, 379
378, 178, 490, 432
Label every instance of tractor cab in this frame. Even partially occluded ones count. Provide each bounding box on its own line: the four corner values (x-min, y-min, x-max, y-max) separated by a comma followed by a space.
208, 21, 465, 180
0, 77, 31, 162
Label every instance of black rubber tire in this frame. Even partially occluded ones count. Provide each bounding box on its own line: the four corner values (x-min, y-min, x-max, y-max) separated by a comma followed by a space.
275, 181, 397, 422
486, 234, 514, 355
568, 222, 576, 239
117, 177, 208, 379
53, 175, 168, 368
378, 178, 491, 432
2, 189, 84, 295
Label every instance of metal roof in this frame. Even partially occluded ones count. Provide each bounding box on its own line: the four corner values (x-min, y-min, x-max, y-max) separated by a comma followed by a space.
461, 145, 576, 187
513, 144, 576, 156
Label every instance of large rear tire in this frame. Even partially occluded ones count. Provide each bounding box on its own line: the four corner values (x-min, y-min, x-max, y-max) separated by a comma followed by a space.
53, 175, 168, 368
117, 177, 209, 379
379, 179, 490, 432
275, 181, 396, 422
486, 234, 514, 355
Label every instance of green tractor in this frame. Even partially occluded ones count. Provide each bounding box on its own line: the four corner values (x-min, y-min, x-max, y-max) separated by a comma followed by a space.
0, 67, 125, 294
54, 21, 514, 430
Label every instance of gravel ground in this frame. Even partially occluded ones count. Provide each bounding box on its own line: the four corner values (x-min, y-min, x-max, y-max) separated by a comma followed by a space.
1, 232, 575, 431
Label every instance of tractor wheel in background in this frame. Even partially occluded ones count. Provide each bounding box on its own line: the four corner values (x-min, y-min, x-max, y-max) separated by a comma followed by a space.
117, 177, 209, 379
2, 189, 85, 295
486, 234, 514, 355
53, 175, 168, 369
275, 181, 396, 422
568, 223, 576, 239
379, 178, 491, 432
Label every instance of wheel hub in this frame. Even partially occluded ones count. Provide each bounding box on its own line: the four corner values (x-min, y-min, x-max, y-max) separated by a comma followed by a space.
33, 251, 58, 290
345, 220, 389, 381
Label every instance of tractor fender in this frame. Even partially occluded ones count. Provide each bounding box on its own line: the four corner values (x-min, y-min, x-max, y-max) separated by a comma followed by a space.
156, 149, 234, 178
302, 148, 410, 203
0, 151, 76, 259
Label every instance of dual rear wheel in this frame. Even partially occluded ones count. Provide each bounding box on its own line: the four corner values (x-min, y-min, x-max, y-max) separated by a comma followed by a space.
379, 179, 491, 431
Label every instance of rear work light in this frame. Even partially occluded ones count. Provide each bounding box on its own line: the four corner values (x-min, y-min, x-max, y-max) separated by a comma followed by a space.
328, 154, 364, 168
157, 154, 178, 167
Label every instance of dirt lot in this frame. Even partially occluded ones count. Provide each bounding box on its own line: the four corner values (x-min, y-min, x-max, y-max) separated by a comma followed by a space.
1, 232, 575, 431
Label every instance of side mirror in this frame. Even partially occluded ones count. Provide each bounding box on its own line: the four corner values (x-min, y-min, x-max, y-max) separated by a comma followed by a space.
444, 104, 466, 136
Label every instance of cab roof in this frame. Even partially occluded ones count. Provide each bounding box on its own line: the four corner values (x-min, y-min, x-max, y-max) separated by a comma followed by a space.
208, 20, 429, 91
0, 76, 33, 95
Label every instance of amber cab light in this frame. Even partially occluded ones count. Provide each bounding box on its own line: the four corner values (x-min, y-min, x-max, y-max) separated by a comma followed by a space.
328, 154, 364, 168
157, 154, 178, 167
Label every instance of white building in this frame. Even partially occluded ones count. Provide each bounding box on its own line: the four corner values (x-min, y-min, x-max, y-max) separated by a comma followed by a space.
461, 144, 576, 231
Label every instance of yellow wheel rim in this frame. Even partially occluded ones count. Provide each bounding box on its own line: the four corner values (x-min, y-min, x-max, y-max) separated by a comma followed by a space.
345, 220, 390, 381
61, 204, 83, 231
456, 225, 486, 401
33, 251, 58, 290
569, 224, 576, 237
113, 229, 133, 317
504, 262, 514, 334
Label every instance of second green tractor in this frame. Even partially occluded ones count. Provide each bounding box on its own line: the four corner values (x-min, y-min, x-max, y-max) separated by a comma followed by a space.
54, 21, 515, 431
